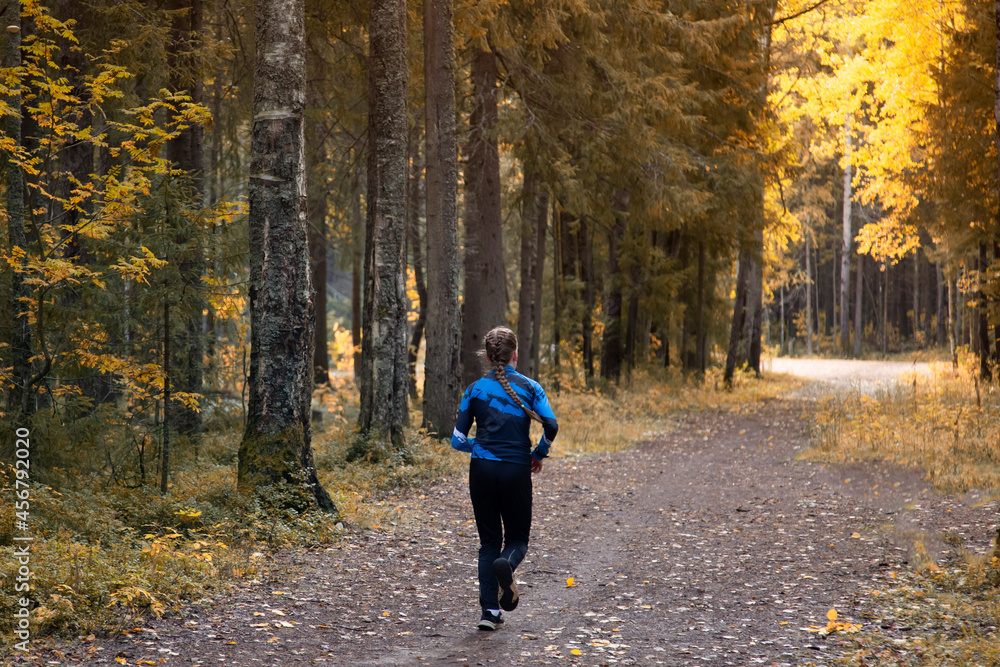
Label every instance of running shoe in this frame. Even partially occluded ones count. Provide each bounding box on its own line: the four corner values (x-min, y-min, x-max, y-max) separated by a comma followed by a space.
493, 557, 520, 611
478, 609, 504, 631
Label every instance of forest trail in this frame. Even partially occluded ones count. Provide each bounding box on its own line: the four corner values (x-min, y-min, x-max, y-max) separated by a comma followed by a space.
765, 358, 934, 395
19, 364, 998, 667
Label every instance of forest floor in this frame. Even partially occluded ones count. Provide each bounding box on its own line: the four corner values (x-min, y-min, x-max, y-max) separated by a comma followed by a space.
12, 360, 999, 667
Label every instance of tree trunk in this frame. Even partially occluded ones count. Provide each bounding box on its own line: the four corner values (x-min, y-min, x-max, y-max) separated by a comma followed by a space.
948, 270, 957, 366
936, 263, 946, 346
694, 240, 706, 373
406, 126, 427, 400
978, 243, 992, 379
854, 249, 863, 356
162, 301, 171, 495
747, 230, 764, 375
167, 0, 205, 443
780, 284, 785, 355
530, 191, 548, 379
517, 168, 538, 378
461, 46, 506, 388
307, 118, 329, 391
6, 8, 31, 416
238, 0, 335, 512
805, 229, 813, 355
579, 216, 595, 378
831, 244, 837, 342
354, 0, 411, 455
840, 113, 853, 354
913, 248, 920, 340
724, 250, 750, 386
601, 189, 628, 382
351, 174, 363, 379
421, 0, 461, 435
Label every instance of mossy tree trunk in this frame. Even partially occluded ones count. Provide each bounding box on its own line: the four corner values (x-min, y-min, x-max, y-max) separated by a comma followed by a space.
421, 0, 461, 436
238, 0, 335, 512
354, 0, 410, 457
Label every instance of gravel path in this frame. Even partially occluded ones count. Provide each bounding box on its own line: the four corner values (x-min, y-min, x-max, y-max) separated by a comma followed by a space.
15, 362, 997, 667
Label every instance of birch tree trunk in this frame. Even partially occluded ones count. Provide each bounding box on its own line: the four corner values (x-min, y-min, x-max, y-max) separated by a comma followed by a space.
461, 46, 506, 388
355, 0, 410, 454
422, 0, 461, 435
840, 113, 853, 354
238, 0, 335, 512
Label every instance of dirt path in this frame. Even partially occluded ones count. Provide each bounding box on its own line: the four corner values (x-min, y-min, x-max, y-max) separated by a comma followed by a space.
764, 358, 934, 396
17, 374, 999, 666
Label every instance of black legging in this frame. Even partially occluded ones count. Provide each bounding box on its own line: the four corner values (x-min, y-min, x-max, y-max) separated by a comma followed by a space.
469, 458, 532, 611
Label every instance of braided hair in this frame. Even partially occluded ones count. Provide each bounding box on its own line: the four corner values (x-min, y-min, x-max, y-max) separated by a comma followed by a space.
483, 326, 544, 424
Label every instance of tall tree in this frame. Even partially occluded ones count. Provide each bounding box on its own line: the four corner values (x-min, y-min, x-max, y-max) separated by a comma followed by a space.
237, 0, 335, 511
5, 6, 30, 416
460, 45, 506, 387
421, 0, 461, 435
354, 0, 410, 453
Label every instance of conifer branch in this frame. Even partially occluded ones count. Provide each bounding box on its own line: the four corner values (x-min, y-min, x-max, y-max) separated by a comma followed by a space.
770, 0, 834, 27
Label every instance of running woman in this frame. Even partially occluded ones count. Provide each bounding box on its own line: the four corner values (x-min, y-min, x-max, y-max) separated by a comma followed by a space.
451, 326, 559, 631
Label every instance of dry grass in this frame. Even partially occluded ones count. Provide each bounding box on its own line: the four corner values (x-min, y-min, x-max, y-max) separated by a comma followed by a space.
805, 353, 1000, 495
804, 352, 1000, 666
547, 366, 797, 457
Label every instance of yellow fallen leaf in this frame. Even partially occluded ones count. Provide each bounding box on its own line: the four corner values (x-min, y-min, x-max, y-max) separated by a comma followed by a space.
115, 659, 127, 665
382, 611, 391, 617
566, 577, 577, 587
267, 636, 279, 643
827, 609, 838, 622
851, 533, 861, 539
570, 649, 582, 655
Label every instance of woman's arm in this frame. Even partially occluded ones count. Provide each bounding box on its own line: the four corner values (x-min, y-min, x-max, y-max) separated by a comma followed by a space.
451, 386, 475, 453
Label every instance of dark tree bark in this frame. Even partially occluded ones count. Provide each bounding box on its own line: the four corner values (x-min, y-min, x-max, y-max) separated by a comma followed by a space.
724, 250, 750, 387
746, 233, 764, 375
162, 301, 171, 494
579, 216, 596, 378
167, 0, 206, 442
6, 8, 31, 416
530, 191, 548, 378
422, 0, 461, 435
840, 114, 853, 354
306, 118, 329, 391
355, 0, 411, 454
237, 0, 335, 512
461, 46, 507, 388
406, 127, 426, 400
854, 250, 864, 357
517, 168, 538, 378
351, 174, 363, 380
601, 189, 628, 382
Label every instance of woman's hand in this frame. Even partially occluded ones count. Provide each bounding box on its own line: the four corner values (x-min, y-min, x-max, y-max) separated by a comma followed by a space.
530, 457, 543, 474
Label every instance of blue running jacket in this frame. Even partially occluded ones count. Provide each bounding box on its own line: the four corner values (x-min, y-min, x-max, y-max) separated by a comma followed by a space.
451, 366, 559, 465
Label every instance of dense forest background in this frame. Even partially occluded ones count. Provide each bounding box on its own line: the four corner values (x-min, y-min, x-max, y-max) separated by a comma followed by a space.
2, 0, 1000, 518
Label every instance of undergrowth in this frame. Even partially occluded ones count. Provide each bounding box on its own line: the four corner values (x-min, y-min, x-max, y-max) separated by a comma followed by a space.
803, 351, 1000, 665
